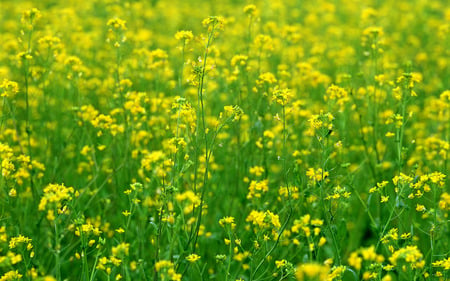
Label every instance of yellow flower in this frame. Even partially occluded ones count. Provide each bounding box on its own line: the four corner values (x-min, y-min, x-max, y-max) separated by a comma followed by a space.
107, 18, 127, 31
246, 179, 269, 199
416, 204, 426, 212
112, 243, 129, 257
348, 252, 362, 270
0, 270, 23, 280
246, 210, 280, 229
219, 217, 236, 229
21, 8, 41, 27
38, 183, 75, 211
202, 16, 225, 32
325, 84, 349, 107
275, 259, 287, 268
256, 72, 277, 86
249, 166, 265, 177
272, 87, 292, 106
243, 4, 257, 16
9, 235, 32, 249
318, 237, 327, 247
295, 263, 329, 281
400, 233, 411, 239
432, 257, 450, 270
8, 188, 17, 197
231, 54, 248, 67
186, 254, 201, 263
306, 168, 329, 182
0, 79, 19, 98
175, 30, 194, 42
389, 245, 424, 269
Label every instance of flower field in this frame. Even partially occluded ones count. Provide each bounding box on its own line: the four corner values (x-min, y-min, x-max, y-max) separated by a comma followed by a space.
0, 0, 449, 280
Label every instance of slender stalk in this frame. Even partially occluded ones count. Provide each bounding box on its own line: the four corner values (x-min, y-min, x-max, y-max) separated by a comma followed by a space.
178, 41, 186, 93
153, 175, 166, 281
250, 103, 292, 281
318, 138, 341, 265
429, 183, 438, 276
246, 14, 253, 55
349, 184, 378, 229
191, 21, 216, 252
396, 98, 407, 171
375, 182, 406, 251
89, 252, 101, 281
225, 229, 233, 281
54, 219, 61, 281
250, 208, 292, 281
80, 229, 89, 281
282, 105, 287, 184
22, 24, 37, 200
321, 197, 341, 265
349, 91, 377, 182
370, 44, 381, 165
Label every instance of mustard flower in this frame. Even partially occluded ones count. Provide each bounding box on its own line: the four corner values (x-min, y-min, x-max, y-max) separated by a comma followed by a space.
0, 79, 19, 98
38, 183, 75, 211
389, 245, 424, 269
243, 4, 257, 16
175, 30, 194, 43
107, 18, 127, 31
295, 263, 329, 281
186, 254, 201, 263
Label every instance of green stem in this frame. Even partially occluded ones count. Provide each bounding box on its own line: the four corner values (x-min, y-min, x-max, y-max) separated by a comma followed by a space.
23, 36, 36, 201
350, 184, 378, 229
81, 230, 90, 281
89, 252, 100, 281
371, 44, 381, 165
153, 177, 167, 281
429, 184, 438, 276
349, 91, 377, 183
319, 135, 341, 265
282, 105, 287, 184
250, 206, 292, 281
178, 42, 186, 93
375, 183, 405, 251
54, 219, 61, 281
225, 229, 233, 281
191, 22, 217, 254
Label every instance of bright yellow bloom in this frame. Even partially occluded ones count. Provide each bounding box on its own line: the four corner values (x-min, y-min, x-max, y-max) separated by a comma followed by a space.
219, 216, 236, 229
0, 79, 19, 98
389, 245, 424, 269
243, 4, 257, 16
38, 183, 75, 211
175, 30, 194, 42
186, 254, 201, 263
107, 18, 127, 31
295, 263, 329, 281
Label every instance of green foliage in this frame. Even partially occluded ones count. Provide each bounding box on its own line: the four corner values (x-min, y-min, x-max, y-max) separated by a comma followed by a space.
0, 1, 449, 280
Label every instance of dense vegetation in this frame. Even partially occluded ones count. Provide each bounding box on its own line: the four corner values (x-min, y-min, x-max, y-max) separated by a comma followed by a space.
0, 0, 449, 280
